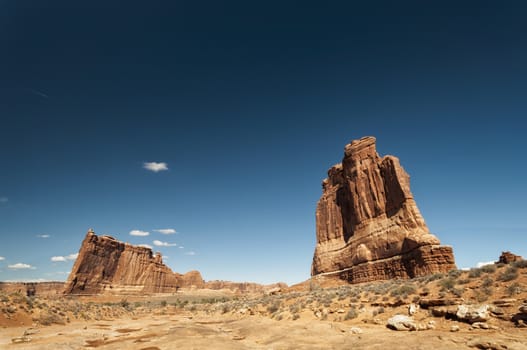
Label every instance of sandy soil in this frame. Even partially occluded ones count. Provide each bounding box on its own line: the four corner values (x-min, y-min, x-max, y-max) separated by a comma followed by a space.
2, 312, 526, 350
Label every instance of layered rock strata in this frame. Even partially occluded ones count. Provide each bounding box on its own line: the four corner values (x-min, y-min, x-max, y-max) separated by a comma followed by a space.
311, 136, 455, 283
64, 230, 204, 294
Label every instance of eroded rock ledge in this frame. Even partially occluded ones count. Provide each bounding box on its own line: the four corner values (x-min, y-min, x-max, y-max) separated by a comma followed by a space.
311, 136, 456, 283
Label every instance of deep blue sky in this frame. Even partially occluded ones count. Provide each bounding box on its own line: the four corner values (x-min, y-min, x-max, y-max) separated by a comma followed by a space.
1, 1, 526, 284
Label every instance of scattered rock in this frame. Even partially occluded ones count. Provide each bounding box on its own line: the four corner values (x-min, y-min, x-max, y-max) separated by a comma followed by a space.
387, 314, 417, 331
471, 322, 490, 329
420, 298, 463, 308
456, 305, 489, 324
493, 299, 516, 307
450, 325, 460, 332
311, 136, 456, 284
430, 306, 457, 318
466, 338, 508, 350
350, 327, 363, 334
11, 336, 32, 343
518, 304, 527, 314
408, 303, 419, 315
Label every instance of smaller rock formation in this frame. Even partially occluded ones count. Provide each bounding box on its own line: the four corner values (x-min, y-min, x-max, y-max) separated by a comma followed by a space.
498, 251, 523, 264
64, 230, 203, 294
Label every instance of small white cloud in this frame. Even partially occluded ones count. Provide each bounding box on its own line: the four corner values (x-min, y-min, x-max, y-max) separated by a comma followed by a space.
178, 246, 184, 249
143, 162, 168, 172
0, 256, 5, 261
138, 244, 153, 249
130, 230, 150, 236
0, 197, 8, 203
476, 261, 495, 268
153, 240, 177, 247
185, 251, 196, 256
154, 228, 176, 235
8, 263, 34, 269
37, 234, 50, 238
67, 253, 78, 260
51, 256, 67, 262
51, 253, 78, 262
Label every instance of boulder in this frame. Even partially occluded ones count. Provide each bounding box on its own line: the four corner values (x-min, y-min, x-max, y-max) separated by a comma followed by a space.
456, 304, 489, 324
387, 314, 417, 331
311, 136, 456, 283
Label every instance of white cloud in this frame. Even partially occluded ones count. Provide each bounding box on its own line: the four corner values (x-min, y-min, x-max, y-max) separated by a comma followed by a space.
51, 253, 78, 262
138, 244, 153, 249
476, 261, 495, 268
130, 230, 150, 236
0, 256, 5, 261
154, 228, 176, 235
0, 197, 8, 203
178, 246, 184, 249
153, 240, 177, 247
8, 263, 35, 269
185, 251, 196, 256
51, 256, 67, 262
143, 162, 168, 172
37, 234, 50, 238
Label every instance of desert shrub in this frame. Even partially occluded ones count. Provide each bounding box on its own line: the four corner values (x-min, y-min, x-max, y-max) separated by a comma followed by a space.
219, 303, 230, 314
457, 278, 470, 285
512, 259, 527, 268
439, 278, 456, 291
292, 313, 300, 320
160, 300, 167, 307
480, 264, 497, 273
450, 288, 464, 297
344, 307, 358, 320
426, 273, 444, 282
267, 301, 281, 314
448, 270, 463, 278
506, 282, 522, 296
390, 284, 416, 298
372, 306, 385, 316
289, 303, 300, 314
38, 312, 66, 326
498, 266, 519, 282
481, 277, 493, 288
468, 268, 482, 278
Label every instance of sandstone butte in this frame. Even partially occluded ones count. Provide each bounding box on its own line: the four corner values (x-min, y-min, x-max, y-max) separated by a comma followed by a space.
64, 230, 204, 294
311, 136, 456, 283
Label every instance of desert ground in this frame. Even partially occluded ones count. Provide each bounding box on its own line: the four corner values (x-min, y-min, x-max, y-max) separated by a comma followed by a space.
2, 261, 527, 349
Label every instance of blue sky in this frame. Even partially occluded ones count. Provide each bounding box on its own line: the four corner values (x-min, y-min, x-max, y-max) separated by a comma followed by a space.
1, 1, 526, 284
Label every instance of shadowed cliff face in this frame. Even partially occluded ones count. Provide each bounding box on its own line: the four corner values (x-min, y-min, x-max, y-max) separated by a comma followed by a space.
312, 136, 456, 283
64, 231, 204, 295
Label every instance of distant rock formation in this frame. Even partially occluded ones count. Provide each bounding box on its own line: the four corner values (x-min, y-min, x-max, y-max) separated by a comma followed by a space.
0, 282, 65, 297
204, 281, 287, 294
498, 251, 523, 264
311, 136, 456, 283
64, 230, 204, 294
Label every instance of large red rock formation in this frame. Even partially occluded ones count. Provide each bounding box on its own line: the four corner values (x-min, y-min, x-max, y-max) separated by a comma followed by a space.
64, 230, 203, 294
312, 136, 455, 283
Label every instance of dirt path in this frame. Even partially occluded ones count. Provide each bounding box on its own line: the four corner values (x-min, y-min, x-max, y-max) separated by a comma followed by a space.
2, 313, 527, 350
